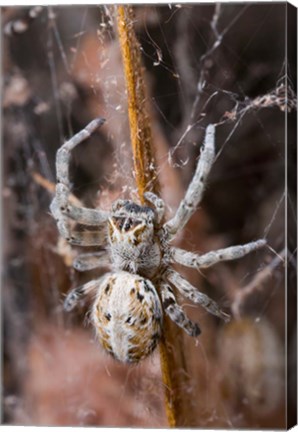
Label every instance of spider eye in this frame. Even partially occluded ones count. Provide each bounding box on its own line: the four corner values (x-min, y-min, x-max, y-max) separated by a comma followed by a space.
112, 216, 125, 230
123, 218, 133, 232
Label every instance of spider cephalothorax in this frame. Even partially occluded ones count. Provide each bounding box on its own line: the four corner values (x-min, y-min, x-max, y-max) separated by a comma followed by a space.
108, 200, 162, 278
51, 118, 266, 363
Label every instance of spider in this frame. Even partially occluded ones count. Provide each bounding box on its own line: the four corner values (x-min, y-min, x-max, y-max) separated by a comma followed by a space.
50, 118, 266, 363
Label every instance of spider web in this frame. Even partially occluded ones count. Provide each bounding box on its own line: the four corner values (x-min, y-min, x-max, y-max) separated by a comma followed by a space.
2, 3, 296, 429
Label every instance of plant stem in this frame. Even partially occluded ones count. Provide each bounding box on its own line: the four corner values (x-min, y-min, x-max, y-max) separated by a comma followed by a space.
116, 5, 159, 202
116, 5, 197, 427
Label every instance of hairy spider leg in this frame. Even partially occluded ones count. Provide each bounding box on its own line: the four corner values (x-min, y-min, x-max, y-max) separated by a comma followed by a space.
50, 118, 109, 243
164, 124, 216, 239
160, 282, 201, 337
64, 277, 104, 311
165, 269, 230, 322
144, 191, 165, 224
73, 251, 110, 271
170, 239, 267, 269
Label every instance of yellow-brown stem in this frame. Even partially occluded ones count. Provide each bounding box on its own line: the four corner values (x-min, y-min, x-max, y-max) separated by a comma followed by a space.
116, 5, 193, 427
116, 5, 159, 203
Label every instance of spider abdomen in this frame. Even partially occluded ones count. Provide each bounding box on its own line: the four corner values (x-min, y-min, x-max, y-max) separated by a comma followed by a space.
92, 271, 163, 363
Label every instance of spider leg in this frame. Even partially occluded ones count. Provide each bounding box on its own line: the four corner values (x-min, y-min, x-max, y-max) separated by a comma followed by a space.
73, 251, 110, 271
111, 199, 130, 212
163, 124, 215, 239
64, 277, 105, 311
55, 118, 105, 187
55, 184, 109, 225
169, 239, 266, 269
160, 282, 201, 337
51, 197, 106, 246
144, 192, 165, 224
67, 231, 106, 247
50, 118, 109, 239
165, 269, 230, 322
